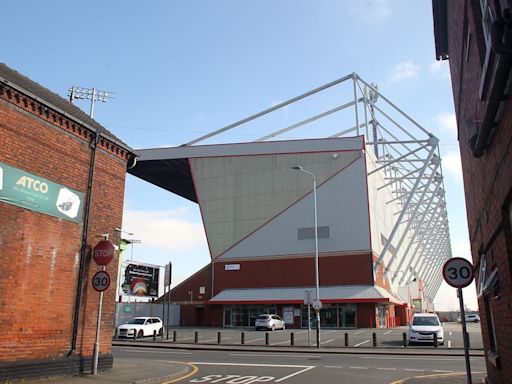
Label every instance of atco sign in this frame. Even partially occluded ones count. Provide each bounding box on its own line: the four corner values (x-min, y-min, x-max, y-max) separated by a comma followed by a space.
92, 240, 115, 266
443, 257, 474, 288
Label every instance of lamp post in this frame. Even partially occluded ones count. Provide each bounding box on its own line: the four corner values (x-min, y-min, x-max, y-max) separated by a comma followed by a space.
68, 86, 113, 118
292, 166, 321, 348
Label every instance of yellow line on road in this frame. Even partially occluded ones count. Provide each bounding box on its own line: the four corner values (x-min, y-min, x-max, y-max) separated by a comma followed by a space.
161, 362, 199, 383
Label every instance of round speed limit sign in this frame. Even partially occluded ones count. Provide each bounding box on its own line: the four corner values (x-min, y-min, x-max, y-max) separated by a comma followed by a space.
443, 257, 474, 288
92, 271, 110, 292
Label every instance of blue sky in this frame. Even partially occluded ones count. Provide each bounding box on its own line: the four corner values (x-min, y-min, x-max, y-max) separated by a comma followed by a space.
2, 0, 476, 310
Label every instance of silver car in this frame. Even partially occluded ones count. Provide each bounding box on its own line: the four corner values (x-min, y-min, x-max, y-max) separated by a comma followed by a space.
255, 314, 285, 331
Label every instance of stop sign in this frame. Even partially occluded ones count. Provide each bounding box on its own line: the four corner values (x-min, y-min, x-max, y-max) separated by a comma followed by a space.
92, 240, 115, 266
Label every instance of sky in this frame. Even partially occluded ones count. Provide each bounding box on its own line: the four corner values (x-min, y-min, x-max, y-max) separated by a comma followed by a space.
2, 0, 477, 311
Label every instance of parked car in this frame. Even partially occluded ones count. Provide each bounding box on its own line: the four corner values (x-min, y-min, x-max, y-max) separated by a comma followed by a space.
457, 313, 480, 323
117, 317, 163, 338
255, 314, 285, 331
408, 313, 444, 345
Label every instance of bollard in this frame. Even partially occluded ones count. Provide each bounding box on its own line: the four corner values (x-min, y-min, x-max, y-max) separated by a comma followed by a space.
265, 332, 269, 345
241, 331, 245, 345
166, 327, 169, 340
218, 331, 222, 344
344, 332, 349, 347
402, 332, 407, 347
466, 332, 470, 349
153, 330, 157, 341
173, 330, 177, 342
290, 332, 295, 346
195, 331, 199, 343
114, 328, 118, 340
133, 330, 137, 340
372, 332, 377, 347
433, 332, 438, 348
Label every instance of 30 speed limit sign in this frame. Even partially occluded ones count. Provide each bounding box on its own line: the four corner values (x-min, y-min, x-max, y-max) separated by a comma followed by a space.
443, 257, 474, 288
92, 271, 110, 292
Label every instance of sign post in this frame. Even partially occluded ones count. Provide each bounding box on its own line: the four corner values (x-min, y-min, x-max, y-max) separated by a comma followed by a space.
443, 257, 475, 384
304, 290, 312, 347
91, 238, 115, 375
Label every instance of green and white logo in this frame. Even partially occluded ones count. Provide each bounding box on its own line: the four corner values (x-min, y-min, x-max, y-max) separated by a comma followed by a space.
0, 161, 84, 223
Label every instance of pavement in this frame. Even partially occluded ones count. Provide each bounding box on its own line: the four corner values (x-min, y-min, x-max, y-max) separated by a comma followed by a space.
15, 342, 486, 384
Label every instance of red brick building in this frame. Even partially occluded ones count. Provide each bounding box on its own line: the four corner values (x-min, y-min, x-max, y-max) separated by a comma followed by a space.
0, 63, 135, 380
433, 1, 512, 383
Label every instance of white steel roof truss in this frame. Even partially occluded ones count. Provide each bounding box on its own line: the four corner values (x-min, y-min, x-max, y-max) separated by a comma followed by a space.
183, 73, 453, 302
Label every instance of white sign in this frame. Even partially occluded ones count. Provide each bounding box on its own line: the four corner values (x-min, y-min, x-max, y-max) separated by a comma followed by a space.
312, 299, 322, 310
443, 257, 474, 288
224, 264, 240, 271
92, 271, 110, 292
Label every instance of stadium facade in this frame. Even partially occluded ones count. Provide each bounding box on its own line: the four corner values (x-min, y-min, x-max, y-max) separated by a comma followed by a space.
130, 74, 452, 328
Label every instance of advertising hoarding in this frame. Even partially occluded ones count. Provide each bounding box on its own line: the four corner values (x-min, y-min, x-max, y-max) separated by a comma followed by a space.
121, 261, 161, 298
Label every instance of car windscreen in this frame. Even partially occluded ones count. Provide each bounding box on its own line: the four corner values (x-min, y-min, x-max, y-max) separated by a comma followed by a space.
257, 315, 270, 320
126, 319, 146, 324
412, 317, 439, 326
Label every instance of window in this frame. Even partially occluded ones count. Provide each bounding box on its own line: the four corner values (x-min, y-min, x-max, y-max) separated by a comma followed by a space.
478, 0, 495, 99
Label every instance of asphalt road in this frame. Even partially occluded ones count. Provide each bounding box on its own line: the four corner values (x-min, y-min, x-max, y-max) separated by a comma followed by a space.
126, 322, 483, 350
113, 346, 486, 384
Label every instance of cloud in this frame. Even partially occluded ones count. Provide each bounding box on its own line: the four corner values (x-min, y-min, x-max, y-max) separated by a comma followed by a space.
122, 208, 207, 251
350, 0, 391, 20
429, 60, 451, 80
442, 149, 463, 182
437, 112, 458, 138
390, 61, 420, 82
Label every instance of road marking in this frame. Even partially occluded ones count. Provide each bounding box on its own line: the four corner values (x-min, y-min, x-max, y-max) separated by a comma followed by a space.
383, 330, 392, 335
354, 339, 370, 347
230, 353, 322, 359
377, 368, 397, 371
320, 338, 335, 345
433, 370, 453, 373
325, 366, 344, 369
323, 330, 337, 334
350, 366, 368, 370
449, 331, 452, 336
360, 356, 467, 361
118, 348, 193, 355
448, 340, 452, 348
405, 369, 425, 372
271, 340, 292, 345
189, 362, 314, 368
275, 366, 315, 382
354, 330, 366, 335
200, 337, 233, 343
245, 338, 266, 343
160, 362, 198, 384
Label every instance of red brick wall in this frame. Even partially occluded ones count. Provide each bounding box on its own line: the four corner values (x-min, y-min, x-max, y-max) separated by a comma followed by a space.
444, 1, 512, 382
0, 87, 129, 366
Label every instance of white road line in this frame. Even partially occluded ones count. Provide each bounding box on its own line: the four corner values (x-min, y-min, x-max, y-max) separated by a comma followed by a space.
354, 339, 370, 347
271, 340, 293, 345
325, 366, 344, 369
275, 366, 315, 382
377, 368, 397, 371
230, 353, 322, 359
448, 340, 452, 348
433, 370, 453, 373
405, 369, 425, 372
320, 339, 335, 345
354, 330, 366, 335
383, 330, 392, 335
350, 366, 368, 370
189, 362, 314, 368
360, 357, 465, 361
244, 338, 266, 343
119, 348, 193, 355
449, 331, 452, 335
323, 330, 337, 334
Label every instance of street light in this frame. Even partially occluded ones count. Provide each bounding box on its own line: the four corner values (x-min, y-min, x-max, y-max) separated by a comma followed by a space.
68, 86, 114, 118
292, 166, 321, 348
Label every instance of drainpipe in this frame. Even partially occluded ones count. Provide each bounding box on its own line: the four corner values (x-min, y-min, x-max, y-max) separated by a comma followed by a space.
69, 129, 100, 356
470, 9, 512, 157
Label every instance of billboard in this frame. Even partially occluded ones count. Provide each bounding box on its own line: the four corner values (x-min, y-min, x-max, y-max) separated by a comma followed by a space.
121, 261, 160, 298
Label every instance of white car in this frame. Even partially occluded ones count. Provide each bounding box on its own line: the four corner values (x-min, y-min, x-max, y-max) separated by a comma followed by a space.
255, 314, 285, 331
408, 313, 444, 345
117, 317, 163, 339
458, 313, 480, 323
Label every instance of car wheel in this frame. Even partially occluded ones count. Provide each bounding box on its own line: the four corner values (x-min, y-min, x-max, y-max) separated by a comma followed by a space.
137, 330, 144, 339
282, 324, 286, 330
474, 320, 479, 323
271, 325, 275, 331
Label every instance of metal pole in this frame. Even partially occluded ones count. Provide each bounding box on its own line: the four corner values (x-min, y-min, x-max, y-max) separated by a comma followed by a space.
90, 88, 96, 118
458, 288, 472, 384
307, 291, 311, 347
312, 176, 321, 348
92, 266, 105, 375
